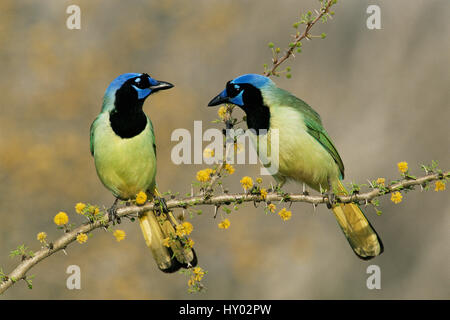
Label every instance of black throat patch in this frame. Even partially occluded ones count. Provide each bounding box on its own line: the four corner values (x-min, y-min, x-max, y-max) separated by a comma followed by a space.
239, 84, 271, 133
109, 79, 148, 139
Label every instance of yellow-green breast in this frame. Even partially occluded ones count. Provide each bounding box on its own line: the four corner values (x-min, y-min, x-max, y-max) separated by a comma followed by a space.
92, 113, 156, 199
252, 95, 341, 191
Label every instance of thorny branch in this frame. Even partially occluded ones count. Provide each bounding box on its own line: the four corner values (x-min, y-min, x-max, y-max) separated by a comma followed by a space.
264, 0, 335, 77
1, 0, 447, 296
1, 170, 448, 294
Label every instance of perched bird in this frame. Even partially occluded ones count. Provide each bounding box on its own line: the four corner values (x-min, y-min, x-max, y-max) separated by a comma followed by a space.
208, 74, 383, 260
90, 73, 197, 272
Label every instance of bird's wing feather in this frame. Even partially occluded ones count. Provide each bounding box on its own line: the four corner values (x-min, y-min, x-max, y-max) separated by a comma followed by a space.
278, 88, 345, 178
304, 116, 345, 179
147, 116, 157, 158
89, 116, 100, 156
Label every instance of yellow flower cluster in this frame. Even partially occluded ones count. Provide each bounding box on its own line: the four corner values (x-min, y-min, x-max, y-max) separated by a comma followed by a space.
260, 188, 268, 200
136, 191, 147, 205
187, 266, 206, 289
376, 178, 385, 186
240, 176, 253, 191
278, 208, 292, 221
391, 191, 403, 204
256, 177, 263, 184
192, 267, 205, 281
113, 229, 126, 242
75, 202, 86, 214
218, 218, 230, 229
218, 106, 227, 120
397, 161, 408, 173
224, 164, 235, 175
203, 148, 215, 158
435, 181, 445, 192
186, 238, 195, 248
176, 222, 194, 237
196, 168, 214, 182
37, 232, 47, 243
54, 212, 69, 226
76, 233, 88, 244
267, 203, 276, 213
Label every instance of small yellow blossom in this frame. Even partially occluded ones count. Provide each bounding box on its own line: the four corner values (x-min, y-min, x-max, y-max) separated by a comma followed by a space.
240, 176, 253, 191
224, 164, 235, 175
267, 203, 276, 213
256, 177, 263, 184
88, 205, 100, 215
397, 161, 408, 173
203, 148, 215, 158
176, 226, 185, 237
376, 178, 385, 186
278, 208, 292, 221
218, 218, 230, 229
37, 232, 47, 243
113, 229, 126, 242
54, 211, 69, 226
218, 106, 227, 120
176, 221, 194, 237
196, 168, 214, 182
75, 202, 86, 214
188, 279, 195, 287
193, 274, 204, 282
193, 267, 205, 281
76, 233, 88, 244
391, 191, 403, 204
186, 238, 195, 248
136, 191, 147, 205
435, 181, 446, 192
260, 188, 268, 200
182, 222, 193, 235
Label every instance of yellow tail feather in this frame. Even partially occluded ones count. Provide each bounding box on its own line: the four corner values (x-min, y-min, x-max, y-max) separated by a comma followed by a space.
332, 181, 383, 259
138, 212, 175, 272
138, 211, 197, 273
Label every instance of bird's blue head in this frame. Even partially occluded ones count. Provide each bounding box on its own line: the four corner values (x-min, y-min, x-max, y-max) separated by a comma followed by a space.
208, 74, 274, 107
208, 74, 275, 131
102, 73, 174, 113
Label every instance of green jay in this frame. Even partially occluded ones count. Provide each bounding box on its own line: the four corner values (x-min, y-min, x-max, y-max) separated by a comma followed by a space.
208, 74, 383, 259
90, 73, 197, 272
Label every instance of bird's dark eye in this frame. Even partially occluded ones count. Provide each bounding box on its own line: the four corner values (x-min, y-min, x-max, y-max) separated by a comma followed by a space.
226, 81, 242, 98
134, 76, 150, 89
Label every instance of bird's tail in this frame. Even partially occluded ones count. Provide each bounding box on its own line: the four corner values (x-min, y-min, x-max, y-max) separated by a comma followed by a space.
138, 209, 197, 273
331, 180, 383, 260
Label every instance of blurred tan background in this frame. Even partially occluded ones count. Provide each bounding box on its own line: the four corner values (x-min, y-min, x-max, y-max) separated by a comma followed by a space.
0, 0, 449, 299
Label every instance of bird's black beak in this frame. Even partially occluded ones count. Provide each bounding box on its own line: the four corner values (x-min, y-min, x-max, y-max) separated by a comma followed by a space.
150, 80, 174, 92
208, 90, 229, 106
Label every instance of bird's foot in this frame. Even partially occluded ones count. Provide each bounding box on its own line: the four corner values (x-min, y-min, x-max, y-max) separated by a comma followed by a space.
325, 191, 335, 209
108, 198, 121, 225
324, 178, 336, 209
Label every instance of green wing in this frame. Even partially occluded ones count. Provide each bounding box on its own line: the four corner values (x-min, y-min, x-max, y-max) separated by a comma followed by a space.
304, 115, 345, 179
89, 117, 99, 156
147, 116, 157, 158
279, 89, 345, 179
